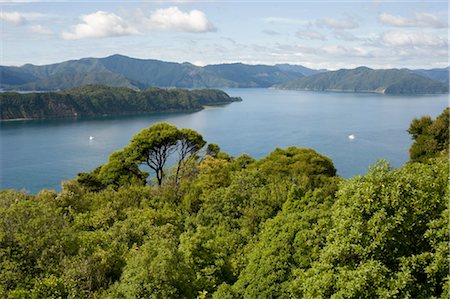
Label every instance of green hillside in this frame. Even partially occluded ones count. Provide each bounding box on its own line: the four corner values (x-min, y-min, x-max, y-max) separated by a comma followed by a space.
280, 67, 449, 94
275, 63, 324, 76
411, 67, 449, 84
0, 108, 448, 298
13, 72, 135, 91
0, 85, 241, 120
3, 55, 447, 93
0, 55, 308, 90
204, 63, 303, 87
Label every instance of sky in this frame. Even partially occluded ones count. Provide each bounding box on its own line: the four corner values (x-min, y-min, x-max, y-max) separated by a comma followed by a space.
0, 0, 448, 69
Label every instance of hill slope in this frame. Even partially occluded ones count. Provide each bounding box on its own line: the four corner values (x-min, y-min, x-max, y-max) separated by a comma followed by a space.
0, 85, 241, 120
280, 67, 449, 94
204, 63, 303, 87
275, 63, 325, 76
411, 67, 449, 84
0, 55, 309, 90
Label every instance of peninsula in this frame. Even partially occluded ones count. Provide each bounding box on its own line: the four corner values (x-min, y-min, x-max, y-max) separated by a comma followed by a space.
0, 85, 242, 120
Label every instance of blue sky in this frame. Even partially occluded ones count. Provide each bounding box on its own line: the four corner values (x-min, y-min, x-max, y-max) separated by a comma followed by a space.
1, 0, 448, 69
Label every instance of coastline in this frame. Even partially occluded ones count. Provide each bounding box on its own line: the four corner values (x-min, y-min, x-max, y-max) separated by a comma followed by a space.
1, 118, 34, 122
276, 86, 449, 96
0, 107, 205, 122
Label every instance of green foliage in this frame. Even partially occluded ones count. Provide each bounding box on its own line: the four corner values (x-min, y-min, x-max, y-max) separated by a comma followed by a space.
98, 150, 148, 188
78, 123, 207, 189
204, 63, 303, 87
206, 143, 220, 157
408, 107, 449, 162
298, 159, 449, 298
0, 85, 240, 120
0, 190, 72, 298
229, 186, 338, 298
127, 123, 181, 186
255, 147, 336, 190
0, 111, 448, 298
107, 225, 194, 299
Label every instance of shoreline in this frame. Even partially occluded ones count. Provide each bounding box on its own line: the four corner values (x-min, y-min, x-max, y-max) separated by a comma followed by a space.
0, 108, 205, 122
1, 118, 34, 122
276, 87, 449, 96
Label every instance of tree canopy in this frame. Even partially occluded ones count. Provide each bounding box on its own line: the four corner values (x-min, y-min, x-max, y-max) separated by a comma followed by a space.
1, 109, 448, 298
0, 85, 241, 120
408, 107, 449, 162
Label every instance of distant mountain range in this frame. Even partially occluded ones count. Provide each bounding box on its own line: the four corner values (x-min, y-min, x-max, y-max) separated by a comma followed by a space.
0, 54, 320, 91
1, 54, 448, 94
409, 67, 449, 84
279, 67, 449, 95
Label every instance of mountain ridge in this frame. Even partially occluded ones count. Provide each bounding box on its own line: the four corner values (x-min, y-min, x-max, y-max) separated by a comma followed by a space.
1, 54, 314, 90
279, 67, 449, 95
1, 54, 448, 94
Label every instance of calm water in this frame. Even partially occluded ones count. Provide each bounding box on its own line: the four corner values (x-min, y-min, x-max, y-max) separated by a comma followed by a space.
1, 88, 448, 193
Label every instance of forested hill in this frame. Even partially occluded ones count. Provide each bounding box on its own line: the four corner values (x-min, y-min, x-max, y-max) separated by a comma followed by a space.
280, 66, 449, 94
0, 108, 448, 298
411, 67, 449, 84
0, 85, 241, 120
2, 54, 447, 93
0, 54, 312, 90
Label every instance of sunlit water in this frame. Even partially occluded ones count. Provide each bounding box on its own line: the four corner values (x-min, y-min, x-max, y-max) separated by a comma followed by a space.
1, 88, 447, 193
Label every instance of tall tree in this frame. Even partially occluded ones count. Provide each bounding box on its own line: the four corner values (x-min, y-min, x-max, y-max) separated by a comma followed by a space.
127, 123, 181, 186
408, 107, 449, 162
175, 128, 206, 185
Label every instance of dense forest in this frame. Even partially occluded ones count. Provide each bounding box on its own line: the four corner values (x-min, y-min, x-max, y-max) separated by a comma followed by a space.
0, 108, 448, 298
280, 67, 450, 94
0, 85, 241, 120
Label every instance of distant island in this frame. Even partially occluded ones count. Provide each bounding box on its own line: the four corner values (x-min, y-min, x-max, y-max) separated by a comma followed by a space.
0, 85, 242, 121
279, 67, 449, 95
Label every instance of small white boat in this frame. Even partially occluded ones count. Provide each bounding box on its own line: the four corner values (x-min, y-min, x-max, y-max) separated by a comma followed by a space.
348, 134, 355, 140
89, 136, 94, 140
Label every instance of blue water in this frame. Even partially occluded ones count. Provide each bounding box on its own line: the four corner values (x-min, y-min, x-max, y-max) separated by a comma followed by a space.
1, 88, 448, 193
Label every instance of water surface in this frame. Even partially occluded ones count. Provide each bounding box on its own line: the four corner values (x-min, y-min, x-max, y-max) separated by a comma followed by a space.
1, 88, 447, 193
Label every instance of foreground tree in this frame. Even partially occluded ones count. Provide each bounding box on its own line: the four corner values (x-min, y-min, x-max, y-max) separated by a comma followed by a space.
107, 225, 194, 299
408, 107, 449, 162
127, 123, 181, 186
297, 159, 449, 298
174, 128, 206, 185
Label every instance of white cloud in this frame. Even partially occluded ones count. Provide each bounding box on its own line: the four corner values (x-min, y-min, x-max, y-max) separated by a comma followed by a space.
29, 24, 52, 35
141, 6, 216, 33
296, 30, 326, 41
317, 17, 358, 30
0, 11, 26, 25
62, 11, 139, 40
378, 13, 447, 28
381, 31, 448, 47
